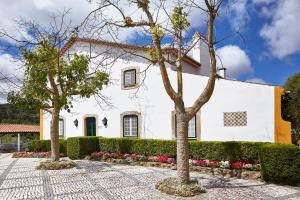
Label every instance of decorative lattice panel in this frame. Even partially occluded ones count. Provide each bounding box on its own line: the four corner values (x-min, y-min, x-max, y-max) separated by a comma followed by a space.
224, 112, 247, 127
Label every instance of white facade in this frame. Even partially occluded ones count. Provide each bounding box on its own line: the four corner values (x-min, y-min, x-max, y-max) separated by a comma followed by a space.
41, 37, 290, 143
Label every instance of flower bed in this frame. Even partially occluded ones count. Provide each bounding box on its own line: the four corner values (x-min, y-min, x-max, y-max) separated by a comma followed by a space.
90, 152, 175, 164
90, 152, 261, 180
190, 159, 260, 171
12, 152, 66, 158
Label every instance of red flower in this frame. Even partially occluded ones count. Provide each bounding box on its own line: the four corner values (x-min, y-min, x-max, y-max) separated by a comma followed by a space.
207, 161, 220, 167
116, 154, 124, 159
156, 155, 169, 163
231, 161, 245, 169
195, 160, 207, 166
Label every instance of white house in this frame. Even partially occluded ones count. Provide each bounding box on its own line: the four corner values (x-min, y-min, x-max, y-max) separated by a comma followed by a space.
40, 35, 291, 144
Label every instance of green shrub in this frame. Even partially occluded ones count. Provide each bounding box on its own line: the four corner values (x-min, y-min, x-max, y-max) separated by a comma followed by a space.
67, 136, 100, 159
26, 139, 67, 154
30, 137, 266, 163
59, 139, 68, 154
189, 141, 265, 162
99, 138, 176, 157
259, 144, 300, 186
99, 138, 264, 162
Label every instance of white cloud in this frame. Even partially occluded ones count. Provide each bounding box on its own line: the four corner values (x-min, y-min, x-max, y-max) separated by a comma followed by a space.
246, 78, 267, 84
0, 53, 23, 101
216, 45, 253, 78
259, 0, 300, 58
0, 53, 23, 78
0, 0, 209, 44
0, 0, 99, 42
252, 0, 275, 4
227, 0, 250, 31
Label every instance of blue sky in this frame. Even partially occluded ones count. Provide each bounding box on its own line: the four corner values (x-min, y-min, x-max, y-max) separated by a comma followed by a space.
210, 0, 300, 86
0, 0, 299, 102
128, 0, 300, 86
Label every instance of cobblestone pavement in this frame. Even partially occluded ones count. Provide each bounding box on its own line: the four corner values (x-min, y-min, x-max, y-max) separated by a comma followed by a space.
0, 153, 300, 200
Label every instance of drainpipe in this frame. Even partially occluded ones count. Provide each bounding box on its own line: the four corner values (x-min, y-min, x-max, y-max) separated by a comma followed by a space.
17, 133, 20, 152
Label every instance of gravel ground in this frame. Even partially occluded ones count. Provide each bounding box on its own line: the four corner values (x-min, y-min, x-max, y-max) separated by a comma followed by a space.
0, 153, 299, 200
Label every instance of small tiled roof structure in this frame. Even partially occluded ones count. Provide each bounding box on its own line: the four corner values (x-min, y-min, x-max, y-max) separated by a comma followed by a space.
0, 124, 39, 134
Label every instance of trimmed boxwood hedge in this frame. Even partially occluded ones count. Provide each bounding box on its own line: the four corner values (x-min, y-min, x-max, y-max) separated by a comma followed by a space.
28, 137, 267, 163
26, 139, 67, 154
259, 144, 300, 186
189, 141, 266, 162
99, 138, 176, 157
67, 136, 100, 159
99, 138, 265, 163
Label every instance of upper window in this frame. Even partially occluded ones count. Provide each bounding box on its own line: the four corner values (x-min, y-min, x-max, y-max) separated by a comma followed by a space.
123, 115, 138, 137
175, 115, 197, 139
59, 118, 64, 138
224, 111, 247, 127
123, 69, 136, 88
188, 116, 196, 138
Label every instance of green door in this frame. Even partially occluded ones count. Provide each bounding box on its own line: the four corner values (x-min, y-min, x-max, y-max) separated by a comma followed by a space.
85, 117, 96, 136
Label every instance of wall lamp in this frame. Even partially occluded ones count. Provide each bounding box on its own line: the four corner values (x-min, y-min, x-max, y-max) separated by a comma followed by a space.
102, 117, 108, 128
73, 119, 78, 127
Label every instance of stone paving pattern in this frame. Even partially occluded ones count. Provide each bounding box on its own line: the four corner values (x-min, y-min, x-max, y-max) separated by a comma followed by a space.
0, 153, 300, 200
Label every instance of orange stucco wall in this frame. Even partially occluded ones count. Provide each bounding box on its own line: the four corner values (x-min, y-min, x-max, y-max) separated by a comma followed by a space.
274, 87, 291, 144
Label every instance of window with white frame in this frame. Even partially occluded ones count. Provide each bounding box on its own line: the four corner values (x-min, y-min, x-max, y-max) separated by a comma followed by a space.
175, 115, 197, 139
59, 118, 64, 138
188, 116, 196, 138
123, 115, 138, 137
123, 69, 136, 88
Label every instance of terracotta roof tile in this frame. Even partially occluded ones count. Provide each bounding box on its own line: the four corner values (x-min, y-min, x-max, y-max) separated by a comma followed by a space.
0, 124, 39, 133
61, 37, 201, 68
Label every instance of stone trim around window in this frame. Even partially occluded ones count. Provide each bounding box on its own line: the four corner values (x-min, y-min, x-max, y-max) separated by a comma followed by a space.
121, 66, 140, 90
58, 116, 66, 139
120, 111, 142, 138
171, 110, 201, 140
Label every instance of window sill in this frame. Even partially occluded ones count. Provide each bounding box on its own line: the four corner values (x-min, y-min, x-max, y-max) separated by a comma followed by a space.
123, 136, 138, 138
122, 84, 139, 90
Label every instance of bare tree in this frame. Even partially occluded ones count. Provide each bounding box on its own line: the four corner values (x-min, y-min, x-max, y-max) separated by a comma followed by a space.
81, 0, 223, 183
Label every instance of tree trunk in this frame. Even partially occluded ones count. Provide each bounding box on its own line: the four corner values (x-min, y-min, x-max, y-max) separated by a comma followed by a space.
50, 108, 60, 161
176, 113, 190, 184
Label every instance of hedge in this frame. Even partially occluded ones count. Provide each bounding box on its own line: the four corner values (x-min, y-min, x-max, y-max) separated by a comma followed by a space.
28, 138, 266, 163
99, 138, 264, 163
189, 141, 266, 162
99, 138, 176, 157
67, 136, 100, 159
26, 139, 67, 154
259, 144, 300, 186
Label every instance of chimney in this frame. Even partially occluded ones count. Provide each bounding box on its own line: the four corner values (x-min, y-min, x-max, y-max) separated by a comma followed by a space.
191, 32, 210, 76
217, 67, 227, 79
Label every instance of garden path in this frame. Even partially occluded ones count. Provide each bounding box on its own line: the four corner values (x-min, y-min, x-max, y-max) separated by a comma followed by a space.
0, 153, 299, 200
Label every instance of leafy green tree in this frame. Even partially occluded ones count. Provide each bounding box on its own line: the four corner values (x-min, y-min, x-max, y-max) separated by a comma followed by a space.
9, 39, 109, 160
0, 12, 110, 161
283, 73, 300, 144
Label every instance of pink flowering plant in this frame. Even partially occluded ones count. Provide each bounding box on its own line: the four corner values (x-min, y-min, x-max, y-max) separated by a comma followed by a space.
90, 152, 259, 171
91, 152, 175, 164
191, 159, 259, 171
230, 161, 245, 169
